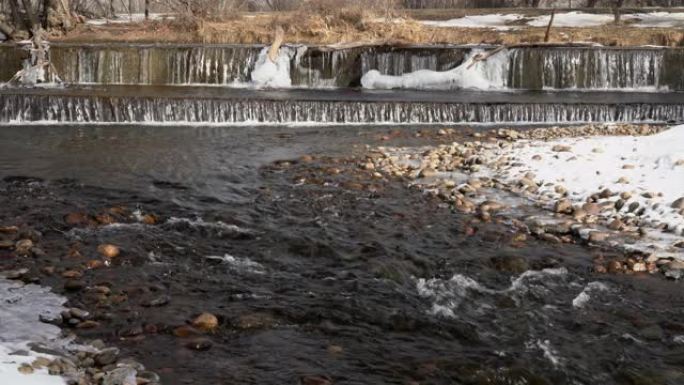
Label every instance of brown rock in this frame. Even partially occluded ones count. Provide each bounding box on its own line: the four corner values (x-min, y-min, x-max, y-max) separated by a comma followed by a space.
61, 270, 83, 279
95, 214, 116, 225
191, 313, 219, 332
76, 320, 100, 329
327, 345, 343, 354
0, 226, 19, 233
554, 199, 573, 214
607, 219, 624, 231
97, 244, 120, 258
588, 231, 610, 243
607, 260, 623, 273
173, 325, 202, 338
65, 212, 91, 227
672, 197, 684, 210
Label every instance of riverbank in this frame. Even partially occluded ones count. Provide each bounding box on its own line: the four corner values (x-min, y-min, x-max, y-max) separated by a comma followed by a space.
49, 11, 684, 47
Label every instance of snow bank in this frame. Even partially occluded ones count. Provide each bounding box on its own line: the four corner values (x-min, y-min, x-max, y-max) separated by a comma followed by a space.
0, 279, 67, 385
361, 49, 508, 90
480, 125, 684, 235
86, 13, 174, 25
629, 12, 684, 28
250, 47, 293, 88
422, 14, 523, 30
528, 12, 614, 27
421, 11, 684, 29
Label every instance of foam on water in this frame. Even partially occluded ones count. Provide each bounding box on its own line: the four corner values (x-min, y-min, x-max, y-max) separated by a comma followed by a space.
416, 268, 568, 317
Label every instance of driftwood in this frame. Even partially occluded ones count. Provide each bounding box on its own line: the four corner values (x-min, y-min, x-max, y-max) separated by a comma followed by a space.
267, 26, 285, 63
467, 46, 505, 69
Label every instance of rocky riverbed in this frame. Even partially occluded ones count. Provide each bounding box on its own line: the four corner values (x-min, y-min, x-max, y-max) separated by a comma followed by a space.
364, 123, 684, 279
1, 123, 684, 385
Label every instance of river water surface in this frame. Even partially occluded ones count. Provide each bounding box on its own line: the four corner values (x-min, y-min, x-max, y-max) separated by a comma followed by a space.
0, 124, 683, 385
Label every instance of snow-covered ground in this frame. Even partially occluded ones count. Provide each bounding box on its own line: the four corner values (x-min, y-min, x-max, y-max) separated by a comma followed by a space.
86, 13, 174, 25
422, 11, 684, 29
477, 125, 684, 235
422, 14, 524, 30
361, 48, 508, 90
0, 278, 67, 385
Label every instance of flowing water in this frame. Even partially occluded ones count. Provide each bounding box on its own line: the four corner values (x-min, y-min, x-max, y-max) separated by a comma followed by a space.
1, 40, 684, 385
0, 124, 683, 385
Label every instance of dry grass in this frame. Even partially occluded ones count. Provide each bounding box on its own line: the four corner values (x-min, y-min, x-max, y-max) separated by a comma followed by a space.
52, 11, 684, 47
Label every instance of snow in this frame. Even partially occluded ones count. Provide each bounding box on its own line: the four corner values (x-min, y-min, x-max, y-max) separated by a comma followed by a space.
421, 11, 684, 29
422, 14, 523, 30
361, 49, 508, 90
250, 47, 293, 88
86, 13, 174, 25
528, 12, 614, 27
0, 278, 67, 385
479, 125, 684, 235
629, 12, 684, 28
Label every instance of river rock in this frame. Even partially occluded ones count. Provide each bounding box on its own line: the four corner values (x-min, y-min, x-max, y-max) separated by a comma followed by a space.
672, 197, 684, 210
191, 313, 219, 332
15, 239, 34, 256
103, 367, 137, 385
95, 348, 120, 366
97, 244, 120, 259
554, 199, 573, 214
551, 145, 572, 152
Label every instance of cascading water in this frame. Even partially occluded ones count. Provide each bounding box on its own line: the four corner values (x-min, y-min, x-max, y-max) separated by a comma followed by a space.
3, 44, 682, 91
1, 90, 681, 125
507, 47, 674, 90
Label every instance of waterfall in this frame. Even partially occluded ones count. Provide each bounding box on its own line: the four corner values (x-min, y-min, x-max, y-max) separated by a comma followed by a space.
1, 92, 681, 125
508, 48, 673, 90
2, 44, 683, 91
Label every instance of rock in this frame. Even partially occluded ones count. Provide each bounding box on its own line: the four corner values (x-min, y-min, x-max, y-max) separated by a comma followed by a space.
300, 375, 333, 385
18, 363, 34, 374
0, 240, 14, 249
0, 226, 19, 233
15, 239, 34, 256
69, 308, 90, 320
97, 244, 120, 259
136, 371, 161, 384
616, 177, 630, 184
607, 260, 623, 273
4, 268, 29, 280
103, 367, 137, 385
185, 338, 213, 351
582, 203, 601, 215
551, 145, 572, 152
64, 280, 85, 291
327, 345, 343, 354
236, 313, 276, 330
191, 313, 219, 332
608, 219, 624, 231
674, 241, 684, 249
554, 199, 573, 214
62, 270, 83, 279
95, 348, 120, 366
76, 320, 100, 329
588, 231, 610, 243
173, 325, 202, 338
672, 197, 684, 210
65, 213, 91, 227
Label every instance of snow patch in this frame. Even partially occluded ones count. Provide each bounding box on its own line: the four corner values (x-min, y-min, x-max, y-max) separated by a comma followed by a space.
528, 12, 614, 27
474, 125, 684, 237
422, 14, 523, 30
0, 279, 67, 385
